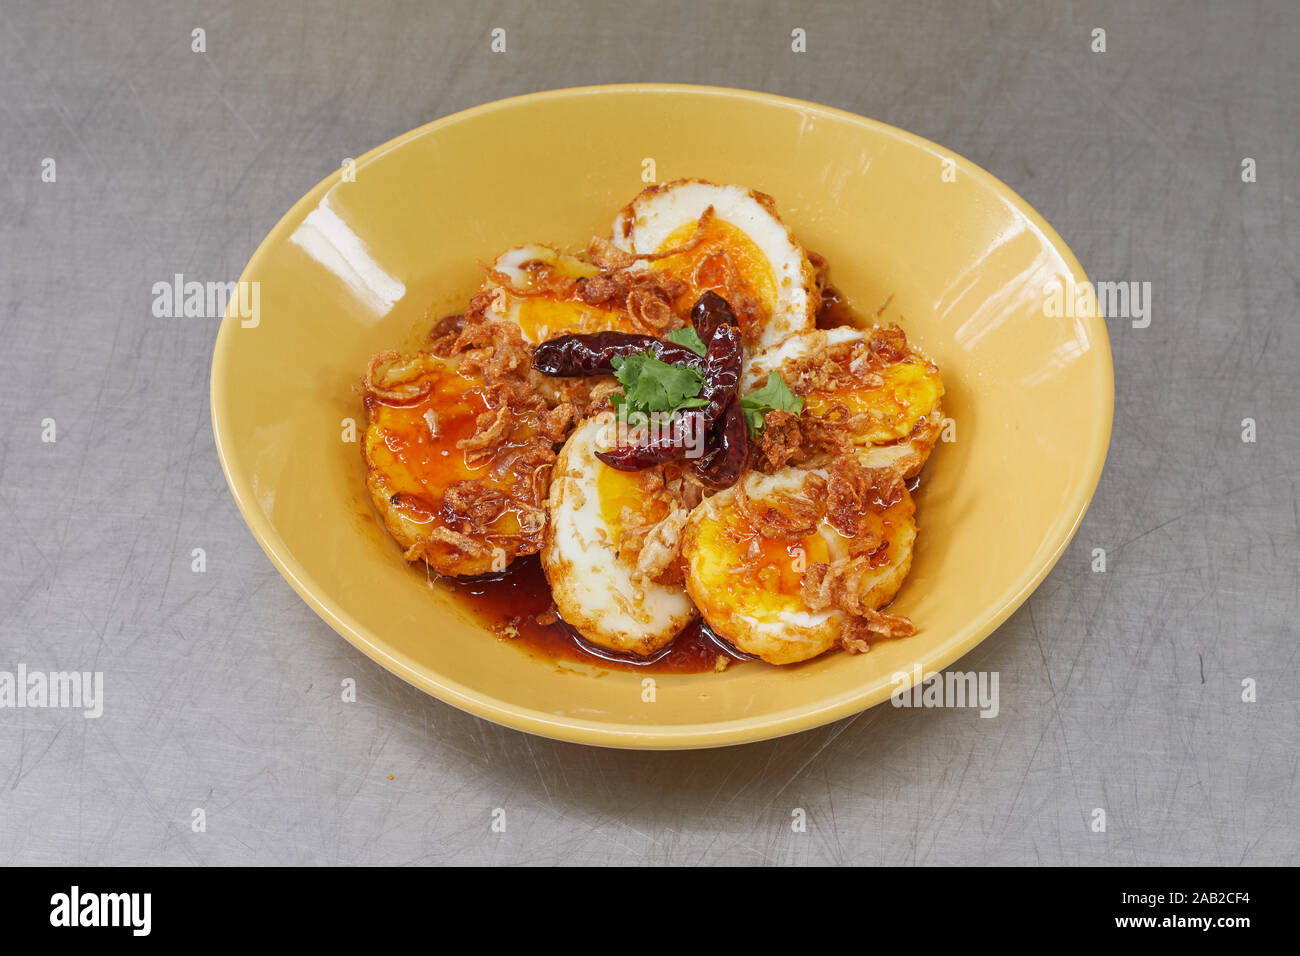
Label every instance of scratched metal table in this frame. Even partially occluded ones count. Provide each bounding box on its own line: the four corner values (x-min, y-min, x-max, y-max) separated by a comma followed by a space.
1, 0, 1296, 866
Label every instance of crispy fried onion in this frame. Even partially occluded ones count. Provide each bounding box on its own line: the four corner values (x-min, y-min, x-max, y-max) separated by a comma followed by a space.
626, 285, 678, 333
634, 505, 689, 585
403, 526, 504, 565
867, 324, 911, 363
602, 468, 697, 584
448, 378, 572, 507
586, 378, 624, 406
442, 481, 510, 529
734, 475, 825, 541
840, 609, 917, 652
750, 410, 803, 471
661, 463, 705, 512
749, 409, 844, 472
363, 350, 440, 403
801, 558, 916, 653
586, 237, 637, 272
802, 556, 873, 615
429, 311, 535, 384
572, 268, 689, 334
458, 402, 510, 457
780, 326, 914, 398
824, 456, 906, 540
440, 475, 547, 539
580, 209, 728, 333
783, 340, 864, 393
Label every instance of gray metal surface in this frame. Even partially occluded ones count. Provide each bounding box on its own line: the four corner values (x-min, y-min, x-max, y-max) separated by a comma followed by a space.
1, 0, 1296, 865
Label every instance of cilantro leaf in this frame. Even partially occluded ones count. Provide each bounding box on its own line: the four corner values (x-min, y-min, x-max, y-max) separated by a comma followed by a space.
745, 370, 803, 411
666, 326, 707, 357
740, 404, 768, 438
610, 351, 705, 417
739, 372, 803, 438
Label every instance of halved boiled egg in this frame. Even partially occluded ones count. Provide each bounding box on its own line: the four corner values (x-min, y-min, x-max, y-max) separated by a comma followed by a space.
681, 465, 916, 665
745, 325, 945, 477
362, 348, 563, 576
610, 180, 818, 350
477, 244, 637, 344
541, 411, 698, 656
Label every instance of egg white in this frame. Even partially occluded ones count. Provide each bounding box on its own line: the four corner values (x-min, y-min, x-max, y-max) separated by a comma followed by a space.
541, 411, 697, 656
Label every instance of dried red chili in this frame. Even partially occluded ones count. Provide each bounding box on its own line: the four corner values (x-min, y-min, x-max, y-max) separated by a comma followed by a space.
594, 410, 706, 470
690, 290, 739, 346
532, 331, 702, 377
697, 323, 742, 424
693, 397, 747, 489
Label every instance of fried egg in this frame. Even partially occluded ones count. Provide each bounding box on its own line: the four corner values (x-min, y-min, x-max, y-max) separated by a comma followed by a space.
478, 244, 638, 343
681, 467, 916, 665
541, 411, 698, 656
745, 325, 945, 477
362, 349, 552, 576
611, 180, 817, 350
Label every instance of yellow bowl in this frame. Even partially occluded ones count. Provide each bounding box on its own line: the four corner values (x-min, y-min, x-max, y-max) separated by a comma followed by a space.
211, 84, 1112, 749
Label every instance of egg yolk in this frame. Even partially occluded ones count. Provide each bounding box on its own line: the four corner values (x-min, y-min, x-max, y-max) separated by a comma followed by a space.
510, 296, 632, 344
743, 526, 835, 596
652, 216, 777, 329
596, 463, 670, 542
692, 500, 841, 619
802, 360, 944, 444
